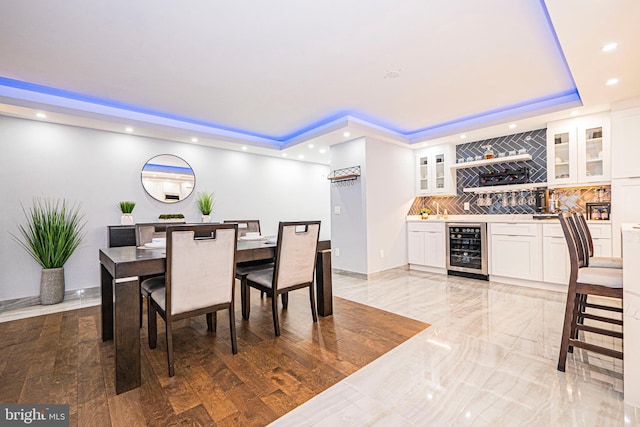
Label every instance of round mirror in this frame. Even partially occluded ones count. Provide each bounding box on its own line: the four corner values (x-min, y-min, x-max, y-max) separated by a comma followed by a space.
141, 154, 195, 203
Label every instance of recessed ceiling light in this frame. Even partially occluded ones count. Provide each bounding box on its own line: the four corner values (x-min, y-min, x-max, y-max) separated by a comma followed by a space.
319, 149, 327, 154
241, 146, 248, 151
343, 132, 350, 137
125, 127, 133, 133
191, 137, 198, 142
509, 123, 516, 129
606, 78, 619, 86
282, 153, 287, 157
422, 143, 428, 147
36, 112, 47, 118
298, 155, 304, 159
570, 111, 579, 116
602, 42, 618, 52
460, 134, 466, 139
308, 144, 314, 149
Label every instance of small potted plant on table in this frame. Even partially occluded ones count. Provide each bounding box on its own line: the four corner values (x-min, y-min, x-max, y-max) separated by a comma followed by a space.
158, 213, 185, 223
119, 201, 136, 225
196, 192, 215, 223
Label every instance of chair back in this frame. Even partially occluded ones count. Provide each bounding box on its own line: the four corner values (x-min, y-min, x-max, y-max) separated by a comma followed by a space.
567, 213, 590, 267
273, 221, 320, 291
166, 224, 238, 315
558, 213, 587, 273
223, 220, 261, 238
135, 223, 174, 246
573, 212, 594, 257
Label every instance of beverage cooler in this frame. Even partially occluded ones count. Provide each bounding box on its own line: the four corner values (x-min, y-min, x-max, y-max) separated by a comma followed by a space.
446, 223, 488, 280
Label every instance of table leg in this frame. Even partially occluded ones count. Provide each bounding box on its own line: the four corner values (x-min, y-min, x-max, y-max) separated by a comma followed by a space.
114, 277, 141, 394
315, 249, 332, 316
100, 264, 114, 341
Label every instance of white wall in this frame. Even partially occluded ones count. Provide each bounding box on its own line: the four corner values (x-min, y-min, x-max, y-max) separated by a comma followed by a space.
0, 116, 330, 301
364, 138, 414, 274
329, 137, 414, 275
329, 138, 368, 274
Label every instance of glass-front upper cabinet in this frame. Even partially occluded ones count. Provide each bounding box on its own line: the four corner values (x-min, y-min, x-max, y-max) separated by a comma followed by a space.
546, 113, 610, 186
435, 154, 445, 190
577, 116, 610, 183
547, 125, 577, 185
418, 156, 429, 192
415, 144, 456, 196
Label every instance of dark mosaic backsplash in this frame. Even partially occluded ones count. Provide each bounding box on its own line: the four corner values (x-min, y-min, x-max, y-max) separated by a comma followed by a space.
409, 186, 611, 216
407, 128, 611, 216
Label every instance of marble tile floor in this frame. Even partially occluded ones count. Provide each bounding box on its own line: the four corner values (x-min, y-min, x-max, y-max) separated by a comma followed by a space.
272, 269, 639, 427
1, 270, 638, 426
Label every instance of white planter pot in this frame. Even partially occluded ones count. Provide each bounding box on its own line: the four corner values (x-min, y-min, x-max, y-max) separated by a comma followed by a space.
201, 214, 210, 223
120, 213, 134, 225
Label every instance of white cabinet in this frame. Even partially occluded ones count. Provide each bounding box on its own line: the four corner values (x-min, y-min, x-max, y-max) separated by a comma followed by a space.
547, 113, 611, 186
590, 223, 613, 257
416, 144, 456, 196
543, 224, 569, 284
490, 223, 543, 281
408, 230, 426, 265
407, 222, 446, 268
611, 177, 640, 256
612, 106, 640, 179
542, 222, 612, 285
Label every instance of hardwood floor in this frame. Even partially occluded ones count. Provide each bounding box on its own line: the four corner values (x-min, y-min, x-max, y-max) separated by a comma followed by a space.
0, 288, 428, 426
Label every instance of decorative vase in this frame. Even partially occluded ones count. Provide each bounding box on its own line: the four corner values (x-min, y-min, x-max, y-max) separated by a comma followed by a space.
121, 213, 134, 225
40, 267, 65, 305
201, 214, 210, 223
421, 213, 429, 220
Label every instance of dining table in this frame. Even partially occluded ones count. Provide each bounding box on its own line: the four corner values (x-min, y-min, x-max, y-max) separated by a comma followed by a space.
99, 238, 332, 394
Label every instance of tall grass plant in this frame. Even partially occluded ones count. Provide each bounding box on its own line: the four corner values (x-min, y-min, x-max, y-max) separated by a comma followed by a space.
12, 198, 86, 269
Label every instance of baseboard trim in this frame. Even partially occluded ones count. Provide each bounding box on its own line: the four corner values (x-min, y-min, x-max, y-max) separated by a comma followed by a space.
489, 275, 566, 293
332, 265, 410, 280
0, 287, 101, 312
409, 264, 447, 275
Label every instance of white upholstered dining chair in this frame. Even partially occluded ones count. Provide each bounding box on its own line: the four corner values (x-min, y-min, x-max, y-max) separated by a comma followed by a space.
224, 219, 274, 298
241, 221, 320, 336
147, 223, 238, 376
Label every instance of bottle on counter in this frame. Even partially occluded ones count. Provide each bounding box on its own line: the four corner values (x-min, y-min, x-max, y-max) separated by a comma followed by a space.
483, 145, 494, 160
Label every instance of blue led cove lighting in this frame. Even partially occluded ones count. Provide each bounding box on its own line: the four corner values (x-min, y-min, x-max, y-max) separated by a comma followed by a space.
0, 0, 580, 145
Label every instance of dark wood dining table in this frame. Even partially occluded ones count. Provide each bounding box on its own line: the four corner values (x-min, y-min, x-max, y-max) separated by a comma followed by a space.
99, 239, 332, 394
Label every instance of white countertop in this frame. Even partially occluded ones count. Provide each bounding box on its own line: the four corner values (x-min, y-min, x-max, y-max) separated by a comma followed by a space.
406, 215, 611, 224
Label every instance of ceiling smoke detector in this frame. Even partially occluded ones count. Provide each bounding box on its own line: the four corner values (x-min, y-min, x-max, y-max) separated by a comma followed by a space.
384, 70, 401, 79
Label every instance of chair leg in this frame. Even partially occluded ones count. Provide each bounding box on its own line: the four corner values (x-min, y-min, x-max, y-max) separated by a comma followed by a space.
206, 312, 216, 332
568, 293, 582, 354
241, 281, 250, 320
558, 291, 577, 372
166, 320, 175, 377
282, 292, 289, 309
309, 285, 318, 322
148, 300, 157, 349
569, 294, 586, 353
272, 292, 281, 336
229, 307, 238, 354
261, 290, 265, 298
139, 293, 144, 328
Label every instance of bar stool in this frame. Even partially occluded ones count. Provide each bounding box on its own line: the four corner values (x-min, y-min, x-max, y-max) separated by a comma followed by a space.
557, 213, 623, 372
